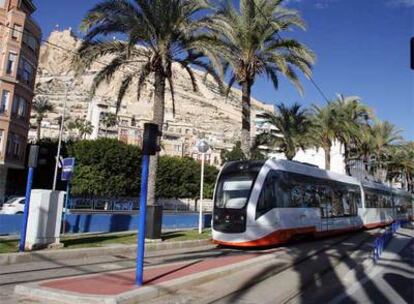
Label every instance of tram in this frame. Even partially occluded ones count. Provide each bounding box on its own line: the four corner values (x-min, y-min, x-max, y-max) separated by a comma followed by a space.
212, 159, 413, 247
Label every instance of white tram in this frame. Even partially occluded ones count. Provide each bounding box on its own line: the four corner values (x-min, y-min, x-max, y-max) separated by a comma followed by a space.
212, 159, 413, 247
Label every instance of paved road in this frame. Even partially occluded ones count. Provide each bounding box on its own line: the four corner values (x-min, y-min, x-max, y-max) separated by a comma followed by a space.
332, 230, 414, 304
148, 227, 413, 304
4, 227, 411, 304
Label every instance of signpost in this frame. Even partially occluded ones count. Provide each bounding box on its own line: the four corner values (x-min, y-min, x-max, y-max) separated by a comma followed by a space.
136, 123, 161, 286
19, 146, 39, 252
61, 158, 75, 234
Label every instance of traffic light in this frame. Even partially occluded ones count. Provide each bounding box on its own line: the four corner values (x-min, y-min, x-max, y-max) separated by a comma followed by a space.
142, 123, 162, 155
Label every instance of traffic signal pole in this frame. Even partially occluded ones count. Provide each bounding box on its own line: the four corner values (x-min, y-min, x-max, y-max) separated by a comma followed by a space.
19, 146, 39, 252
135, 123, 161, 286
136, 154, 150, 286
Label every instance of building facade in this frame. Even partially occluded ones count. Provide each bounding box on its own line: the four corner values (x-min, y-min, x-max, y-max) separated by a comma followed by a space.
0, 0, 41, 200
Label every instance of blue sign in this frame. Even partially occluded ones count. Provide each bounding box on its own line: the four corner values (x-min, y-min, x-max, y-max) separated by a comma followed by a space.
61, 158, 75, 181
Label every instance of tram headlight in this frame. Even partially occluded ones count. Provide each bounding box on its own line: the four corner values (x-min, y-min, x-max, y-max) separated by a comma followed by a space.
240, 215, 245, 221
214, 214, 219, 220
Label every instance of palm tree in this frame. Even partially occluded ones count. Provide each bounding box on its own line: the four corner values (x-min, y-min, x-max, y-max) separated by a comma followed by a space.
369, 120, 402, 167
74, 0, 222, 208
207, 0, 315, 156
32, 96, 55, 141
331, 94, 372, 174
255, 102, 311, 160
101, 112, 117, 137
67, 118, 94, 139
387, 143, 414, 191
354, 120, 402, 176
310, 102, 341, 170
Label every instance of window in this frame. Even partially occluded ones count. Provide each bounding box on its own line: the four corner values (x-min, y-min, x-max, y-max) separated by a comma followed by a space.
6, 53, 17, 74
17, 97, 27, 119
291, 185, 303, 208
12, 24, 22, 40
12, 95, 27, 119
18, 57, 34, 85
257, 175, 277, 218
23, 31, 39, 51
6, 133, 23, 159
0, 129, 3, 154
215, 173, 256, 209
1, 90, 10, 114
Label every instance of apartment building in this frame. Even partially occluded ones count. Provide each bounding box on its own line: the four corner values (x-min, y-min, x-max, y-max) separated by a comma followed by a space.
0, 0, 41, 200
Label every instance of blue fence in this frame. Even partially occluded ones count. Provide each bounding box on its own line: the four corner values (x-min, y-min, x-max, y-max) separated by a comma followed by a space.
0, 213, 212, 236
372, 220, 408, 263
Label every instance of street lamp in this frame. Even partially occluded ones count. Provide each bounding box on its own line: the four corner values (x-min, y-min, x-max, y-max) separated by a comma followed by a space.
197, 140, 209, 234
52, 81, 69, 190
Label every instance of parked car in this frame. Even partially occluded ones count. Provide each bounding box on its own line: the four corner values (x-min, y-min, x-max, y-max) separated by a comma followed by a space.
0, 197, 25, 214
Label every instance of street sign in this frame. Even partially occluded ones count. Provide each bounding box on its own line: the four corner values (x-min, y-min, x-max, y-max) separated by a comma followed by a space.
61, 158, 75, 181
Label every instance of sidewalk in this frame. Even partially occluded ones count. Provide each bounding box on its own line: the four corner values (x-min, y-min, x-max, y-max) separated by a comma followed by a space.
13, 229, 381, 304
14, 248, 283, 304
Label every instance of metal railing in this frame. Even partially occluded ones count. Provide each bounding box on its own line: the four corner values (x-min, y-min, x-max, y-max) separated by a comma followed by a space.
372, 220, 409, 263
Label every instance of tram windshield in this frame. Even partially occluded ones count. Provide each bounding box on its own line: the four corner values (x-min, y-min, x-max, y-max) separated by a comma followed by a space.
215, 175, 254, 209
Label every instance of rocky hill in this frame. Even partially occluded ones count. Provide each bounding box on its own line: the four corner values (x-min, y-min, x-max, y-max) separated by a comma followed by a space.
33, 30, 274, 149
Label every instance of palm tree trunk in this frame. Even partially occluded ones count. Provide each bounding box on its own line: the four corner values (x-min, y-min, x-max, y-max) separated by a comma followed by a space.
324, 145, 331, 171
240, 81, 251, 158
147, 69, 165, 207
344, 143, 351, 175
36, 118, 42, 142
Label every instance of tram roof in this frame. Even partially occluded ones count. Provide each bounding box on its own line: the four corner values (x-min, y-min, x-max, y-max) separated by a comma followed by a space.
265, 159, 361, 186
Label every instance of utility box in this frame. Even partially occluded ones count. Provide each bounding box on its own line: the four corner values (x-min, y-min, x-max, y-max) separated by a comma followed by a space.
25, 190, 65, 250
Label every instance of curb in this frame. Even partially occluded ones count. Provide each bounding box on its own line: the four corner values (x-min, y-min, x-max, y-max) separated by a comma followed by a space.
0, 239, 211, 266
14, 252, 276, 304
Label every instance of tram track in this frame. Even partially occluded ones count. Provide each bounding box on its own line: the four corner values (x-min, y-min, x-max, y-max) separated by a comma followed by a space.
200, 228, 383, 304
1, 229, 382, 304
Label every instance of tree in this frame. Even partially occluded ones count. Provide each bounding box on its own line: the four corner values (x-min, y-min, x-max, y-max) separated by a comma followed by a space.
220, 141, 247, 164
100, 112, 117, 137
67, 118, 94, 139
310, 102, 340, 170
255, 102, 311, 160
330, 95, 372, 174
207, 0, 315, 156
387, 143, 414, 192
67, 138, 141, 197
74, 0, 223, 207
32, 96, 55, 141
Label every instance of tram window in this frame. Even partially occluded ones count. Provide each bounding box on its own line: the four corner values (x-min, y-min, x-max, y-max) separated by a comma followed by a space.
319, 186, 333, 218
342, 192, 352, 216
303, 185, 320, 207
256, 176, 276, 218
215, 174, 255, 209
332, 190, 345, 217
291, 185, 303, 208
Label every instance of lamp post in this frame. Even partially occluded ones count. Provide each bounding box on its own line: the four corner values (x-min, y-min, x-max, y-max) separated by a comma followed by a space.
52, 82, 69, 190
197, 140, 209, 234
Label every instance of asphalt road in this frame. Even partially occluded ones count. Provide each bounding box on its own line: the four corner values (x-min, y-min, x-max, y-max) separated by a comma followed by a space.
2, 227, 412, 304
148, 227, 413, 304
333, 232, 414, 304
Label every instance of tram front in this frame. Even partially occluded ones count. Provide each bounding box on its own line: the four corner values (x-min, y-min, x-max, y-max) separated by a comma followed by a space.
212, 161, 265, 245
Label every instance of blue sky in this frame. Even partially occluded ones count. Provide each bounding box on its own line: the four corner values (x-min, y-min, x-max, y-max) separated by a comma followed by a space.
33, 0, 414, 140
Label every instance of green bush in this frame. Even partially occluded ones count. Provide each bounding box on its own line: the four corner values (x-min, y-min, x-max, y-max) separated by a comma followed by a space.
61, 139, 220, 199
